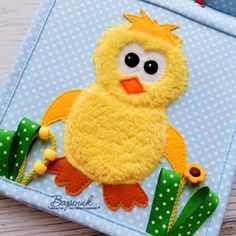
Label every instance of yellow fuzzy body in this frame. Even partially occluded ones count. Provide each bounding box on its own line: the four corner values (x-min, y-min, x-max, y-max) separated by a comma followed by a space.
61, 18, 188, 185
64, 83, 167, 184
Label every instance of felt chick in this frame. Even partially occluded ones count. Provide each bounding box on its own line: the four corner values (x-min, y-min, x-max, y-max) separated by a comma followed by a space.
41, 10, 196, 211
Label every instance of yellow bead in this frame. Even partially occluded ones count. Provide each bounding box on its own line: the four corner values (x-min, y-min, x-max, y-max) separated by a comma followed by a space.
44, 149, 57, 161
38, 126, 50, 140
33, 160, 47, 175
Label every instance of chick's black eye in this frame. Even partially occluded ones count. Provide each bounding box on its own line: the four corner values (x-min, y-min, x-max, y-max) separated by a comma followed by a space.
144, 60, 158, 75
125, 52, 140, 68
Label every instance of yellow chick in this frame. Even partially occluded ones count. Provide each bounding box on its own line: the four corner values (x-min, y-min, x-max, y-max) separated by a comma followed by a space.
42, 10, 188, 211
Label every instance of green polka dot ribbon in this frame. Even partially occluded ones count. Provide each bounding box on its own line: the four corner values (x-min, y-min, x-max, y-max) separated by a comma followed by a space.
0, 130, 17, 178
146, 169, 181, 236
146, 168, 219, 236
0, 118, 40, 180
167, 186, 219, 236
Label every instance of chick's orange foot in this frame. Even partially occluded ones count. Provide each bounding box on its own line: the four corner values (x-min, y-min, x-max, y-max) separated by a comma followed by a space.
47, 157, 92, 196
103, 183, 148, 211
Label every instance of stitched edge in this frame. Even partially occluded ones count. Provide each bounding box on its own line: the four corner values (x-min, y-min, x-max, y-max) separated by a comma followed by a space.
0, 0, 56, 124
0, 177, 147, 235
0, 0, 234, 235
205, 123, 236, 236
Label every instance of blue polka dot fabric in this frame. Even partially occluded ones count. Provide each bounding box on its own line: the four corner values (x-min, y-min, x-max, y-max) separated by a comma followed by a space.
205, 0, 236, 17
0, 0, 235, 235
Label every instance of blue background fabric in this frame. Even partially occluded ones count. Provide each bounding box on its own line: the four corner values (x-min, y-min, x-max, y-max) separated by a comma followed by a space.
0, 0, 235, 235
204, 0, 236, 17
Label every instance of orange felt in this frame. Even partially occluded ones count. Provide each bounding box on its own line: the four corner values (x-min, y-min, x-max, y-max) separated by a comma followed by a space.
41, 89, 81, 126
123, 9, 182, 45
103, 183, 148, 211
47, 157, 92, 196
120, 78, 144, 94
163, 124, 187, 174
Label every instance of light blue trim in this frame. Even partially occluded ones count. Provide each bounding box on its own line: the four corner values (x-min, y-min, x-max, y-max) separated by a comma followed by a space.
141, 0, 236, 37
0, 0, 235, 235
0, 0, 56, 124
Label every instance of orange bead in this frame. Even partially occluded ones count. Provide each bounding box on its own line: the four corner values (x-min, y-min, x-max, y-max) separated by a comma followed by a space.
38, 126, 50, 140
33, 160, 47, 175
44, 148, 57, 161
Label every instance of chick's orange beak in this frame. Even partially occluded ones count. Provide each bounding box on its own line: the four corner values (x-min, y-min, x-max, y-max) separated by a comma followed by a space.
120, 77, 144, 95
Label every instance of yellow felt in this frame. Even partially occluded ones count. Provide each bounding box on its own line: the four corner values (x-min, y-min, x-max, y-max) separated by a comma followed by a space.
163, 124, 187, 173
41, 89, 81, 126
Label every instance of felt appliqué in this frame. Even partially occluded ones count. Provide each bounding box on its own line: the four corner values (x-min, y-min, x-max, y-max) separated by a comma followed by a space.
123, 9, 182, 45
41, 89, 81, 126
120, 77, 144, 94
103, 183, 148, 211
47, 157, 92, 196
163, 124, 187, 173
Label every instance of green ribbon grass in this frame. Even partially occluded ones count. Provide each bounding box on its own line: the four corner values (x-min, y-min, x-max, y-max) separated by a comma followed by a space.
146, 168, 219, 236
146, 169, 181, 235
168, 186, 219, 236
0, 118, 40, 180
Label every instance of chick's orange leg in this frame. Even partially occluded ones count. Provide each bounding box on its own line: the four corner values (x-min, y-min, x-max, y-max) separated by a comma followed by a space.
103, 183, 148, 211
41, 89, 81, 126
47, 157, 92, 196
